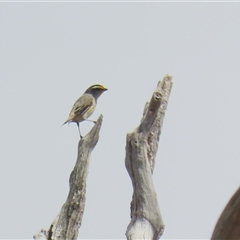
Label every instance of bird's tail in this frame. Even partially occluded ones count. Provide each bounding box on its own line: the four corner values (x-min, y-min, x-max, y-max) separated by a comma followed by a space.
61, 119, 71, 127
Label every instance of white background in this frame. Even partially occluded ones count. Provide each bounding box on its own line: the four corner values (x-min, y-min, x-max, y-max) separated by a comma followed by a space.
0, 2, 240, 239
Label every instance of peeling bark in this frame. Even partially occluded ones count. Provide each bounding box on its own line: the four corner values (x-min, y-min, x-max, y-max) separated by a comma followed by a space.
34, 115, 103, 240
125, 75, 173, 240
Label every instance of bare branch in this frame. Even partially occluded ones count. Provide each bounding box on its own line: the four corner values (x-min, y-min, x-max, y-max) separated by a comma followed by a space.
211, 187, 240, 240
125, 75, 173, 240
34, 115, 103, 240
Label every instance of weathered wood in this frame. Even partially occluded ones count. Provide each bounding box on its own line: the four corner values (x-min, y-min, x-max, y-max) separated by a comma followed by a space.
34, 115, 103, 240
125, 75, 173, 240
211, 187, 240, 240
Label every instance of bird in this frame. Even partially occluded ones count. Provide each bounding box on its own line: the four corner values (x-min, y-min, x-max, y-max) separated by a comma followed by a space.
63, 84, 108, 138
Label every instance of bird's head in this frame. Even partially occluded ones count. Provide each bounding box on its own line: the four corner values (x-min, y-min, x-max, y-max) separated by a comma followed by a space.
85, 84, 108, 99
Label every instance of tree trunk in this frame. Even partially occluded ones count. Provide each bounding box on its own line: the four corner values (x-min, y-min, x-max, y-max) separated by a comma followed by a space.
34, 115, 103, 240
125, 75, 173, 240
34, 76, 240, 240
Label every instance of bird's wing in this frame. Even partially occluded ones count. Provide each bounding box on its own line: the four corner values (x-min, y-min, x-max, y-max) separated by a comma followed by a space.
72, 94, 94, 117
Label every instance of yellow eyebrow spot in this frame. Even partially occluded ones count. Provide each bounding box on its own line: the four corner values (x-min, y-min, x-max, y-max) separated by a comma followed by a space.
92, 85, 105, 89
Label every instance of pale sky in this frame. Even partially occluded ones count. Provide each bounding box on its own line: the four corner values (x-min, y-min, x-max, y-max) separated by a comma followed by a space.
0, 1, 240, 239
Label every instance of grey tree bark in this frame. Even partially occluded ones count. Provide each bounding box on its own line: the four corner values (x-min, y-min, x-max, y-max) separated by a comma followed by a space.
211, 187, 240, 240
34, 76, 240, 240
34, 75, 174, 240
125, 75, 173, 240
33, 115, 103, 240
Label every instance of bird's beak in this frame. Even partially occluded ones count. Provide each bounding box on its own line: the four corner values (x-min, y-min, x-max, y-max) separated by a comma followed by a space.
103, 87, 108, 91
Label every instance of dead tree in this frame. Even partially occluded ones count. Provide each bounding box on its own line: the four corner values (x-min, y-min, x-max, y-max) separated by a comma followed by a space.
125, 75, 173, 240
34, 115, 103, 240
34, 75, 240, 240
34, 75, 174, 240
